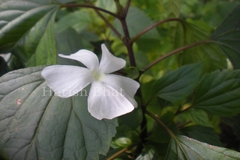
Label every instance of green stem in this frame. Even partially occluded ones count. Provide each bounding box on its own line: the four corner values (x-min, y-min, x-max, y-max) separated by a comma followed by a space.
144, 39, 211, 72
130, 18, 182, 44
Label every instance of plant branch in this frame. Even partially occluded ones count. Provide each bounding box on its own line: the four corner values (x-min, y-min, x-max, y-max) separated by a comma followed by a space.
130, 18, 182, 43
81, 1, 122, 39
62, 4, 119, 18
145, 110, 177, 139
144, 39, 211, 72
123, 0, 131, 17
120, 20, 136, 67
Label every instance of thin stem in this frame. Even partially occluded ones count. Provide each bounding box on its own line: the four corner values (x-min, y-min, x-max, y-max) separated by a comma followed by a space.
145, 110, 177, 139
130, 18, 182, 43
62, 4, 119, 18
85, 2, 122, 39
176, 121, 192, 129
144, 39, 211, 72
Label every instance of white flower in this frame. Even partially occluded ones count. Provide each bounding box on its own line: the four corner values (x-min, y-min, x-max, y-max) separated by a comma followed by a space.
41, 44, 140, 120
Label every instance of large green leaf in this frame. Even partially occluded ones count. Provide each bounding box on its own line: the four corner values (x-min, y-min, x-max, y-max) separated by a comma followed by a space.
192, 70, 240, 116
173, 22, 227, 73
114, 7, 160, 40
211, 5, 240, 69
180, 125, 222, 146
166, 135, 240, 160
0, 67, 117, 160
0, 1, 60, 66
55, 28, 85, 66
166, 0, 180, 27
176, 108, 213, 128
152, 63, 203, 104
55, 10, 91, 33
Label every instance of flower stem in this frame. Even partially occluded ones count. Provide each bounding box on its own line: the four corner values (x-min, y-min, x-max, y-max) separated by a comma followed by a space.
130, 18, 182, 44
144, 39, 211, 72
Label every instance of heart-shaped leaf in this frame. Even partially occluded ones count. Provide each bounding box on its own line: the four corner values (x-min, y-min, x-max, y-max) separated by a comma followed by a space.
0, 67, 117, 160
211, 5, 240, 69
166, 135, 240, 160
192, 70, 240, 116
0, 1, 60, 66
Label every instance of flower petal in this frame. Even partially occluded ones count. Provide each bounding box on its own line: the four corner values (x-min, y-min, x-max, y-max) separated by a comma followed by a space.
99, 44, 126, 73
102, 74, 140, 107
41, 65, 93, 98
88, 82, 134, 120
59, 49, 99, 70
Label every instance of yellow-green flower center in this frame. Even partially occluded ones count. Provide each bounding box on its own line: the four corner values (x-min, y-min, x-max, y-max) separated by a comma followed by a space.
92, 70, 104, 81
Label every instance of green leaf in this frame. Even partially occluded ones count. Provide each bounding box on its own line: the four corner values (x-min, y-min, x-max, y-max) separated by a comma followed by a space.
211, 5, 240, 69
0, 67, 117, 160
176, 108, 213, 128
180, 125, 222, 146
202, 1, 238, 28
174, 22, 227, 73
0, 1, 60, 66
152, 63, 203, 104
114, 7, 160, 39
166, 135, 240, 160
192, 70, 240, 116
166, 0, 180, 27
95, 0, 117, 13
55, 28, 85, 66
55, 9, 91, 33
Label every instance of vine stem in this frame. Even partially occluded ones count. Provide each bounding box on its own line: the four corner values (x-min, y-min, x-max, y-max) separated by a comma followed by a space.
144, 39, 211, 72
130, 18, 182, 44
